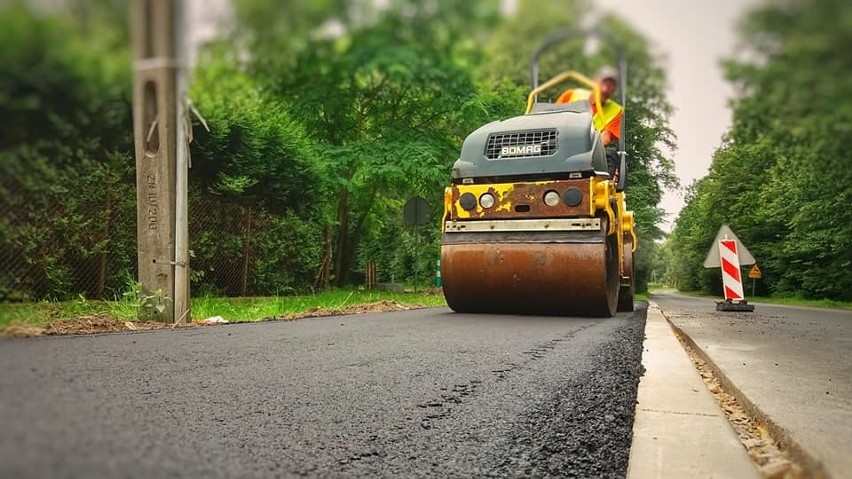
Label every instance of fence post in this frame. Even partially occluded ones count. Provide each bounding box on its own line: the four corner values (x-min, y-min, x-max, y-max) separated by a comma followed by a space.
96, 176, 112, 299
366, 262, 377, 289
240, 206, 252, 297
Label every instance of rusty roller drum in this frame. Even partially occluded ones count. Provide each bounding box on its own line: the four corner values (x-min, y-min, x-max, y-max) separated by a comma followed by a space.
441, 229, 620, 317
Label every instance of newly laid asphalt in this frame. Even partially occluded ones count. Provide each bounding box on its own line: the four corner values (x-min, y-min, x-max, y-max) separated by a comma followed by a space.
652, 290, 852, 478
0, 305, 646, 478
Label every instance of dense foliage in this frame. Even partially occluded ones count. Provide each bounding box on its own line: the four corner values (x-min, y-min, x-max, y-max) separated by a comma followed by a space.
666, 0, 852, 300
0, 4, 136, 299
2, 0, 677, 299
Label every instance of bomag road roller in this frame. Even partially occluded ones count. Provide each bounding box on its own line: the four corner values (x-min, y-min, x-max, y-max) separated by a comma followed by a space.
440, 31, 637, 317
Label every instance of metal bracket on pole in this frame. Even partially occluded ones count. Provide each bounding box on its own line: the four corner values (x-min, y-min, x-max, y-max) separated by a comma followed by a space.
173, 0, 191, 326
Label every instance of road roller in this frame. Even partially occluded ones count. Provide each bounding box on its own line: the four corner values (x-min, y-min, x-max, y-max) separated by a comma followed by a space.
440, 31, 637, 317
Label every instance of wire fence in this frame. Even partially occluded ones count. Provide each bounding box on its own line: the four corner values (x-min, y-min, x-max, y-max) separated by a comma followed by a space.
0, 154, 444, 304
0, 169, 325, 302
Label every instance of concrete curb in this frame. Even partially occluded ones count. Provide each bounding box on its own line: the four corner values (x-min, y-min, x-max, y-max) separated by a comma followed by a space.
627, 302, 759, 479
665, 315, 830, 479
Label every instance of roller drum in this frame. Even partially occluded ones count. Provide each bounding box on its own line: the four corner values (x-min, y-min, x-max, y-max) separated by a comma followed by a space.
441, 239, 619, 317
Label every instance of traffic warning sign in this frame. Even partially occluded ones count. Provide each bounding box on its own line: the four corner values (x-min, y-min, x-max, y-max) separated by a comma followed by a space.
704, 225, 757, 311
703, 225, 755, 268
719, 239, 744, 301
748, 264, 763, 279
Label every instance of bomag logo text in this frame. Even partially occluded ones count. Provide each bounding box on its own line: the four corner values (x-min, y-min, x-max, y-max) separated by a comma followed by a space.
501, 144, 542, 156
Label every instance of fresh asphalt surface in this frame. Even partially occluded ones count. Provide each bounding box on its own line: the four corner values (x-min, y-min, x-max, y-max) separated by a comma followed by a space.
0, 305, 647, 478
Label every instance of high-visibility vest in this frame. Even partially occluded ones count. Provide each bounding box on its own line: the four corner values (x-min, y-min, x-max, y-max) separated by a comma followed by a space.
561, 88, 623, 132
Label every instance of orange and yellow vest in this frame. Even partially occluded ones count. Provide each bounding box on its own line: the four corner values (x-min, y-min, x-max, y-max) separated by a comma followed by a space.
556, 88, 623, 137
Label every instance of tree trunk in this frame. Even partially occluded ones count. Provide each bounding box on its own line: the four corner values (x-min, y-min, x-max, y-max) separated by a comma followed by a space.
332, 188, 350, 287
333, 186, 380, 287
314, 226, 332, 291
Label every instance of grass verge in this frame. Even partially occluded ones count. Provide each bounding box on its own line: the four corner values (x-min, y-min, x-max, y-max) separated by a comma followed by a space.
0, 289, 447, 331
191, 289, 446, 322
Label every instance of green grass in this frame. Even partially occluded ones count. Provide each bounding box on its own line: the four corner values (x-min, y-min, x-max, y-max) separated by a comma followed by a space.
0, 289, 448, 329
190, 289, 447, 322
0, 297, 138, 328
743, 295, 852, 310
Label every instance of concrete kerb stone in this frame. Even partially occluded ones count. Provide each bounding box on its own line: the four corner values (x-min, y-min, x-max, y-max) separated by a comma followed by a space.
627, 302, 760, 479
664, 312, 831, 479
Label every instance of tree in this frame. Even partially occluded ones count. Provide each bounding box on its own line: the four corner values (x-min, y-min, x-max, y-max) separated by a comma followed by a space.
238, 1, 505, 286
187, 46, 331, 295
667, 0, 852, 300
0, 3, 136, 300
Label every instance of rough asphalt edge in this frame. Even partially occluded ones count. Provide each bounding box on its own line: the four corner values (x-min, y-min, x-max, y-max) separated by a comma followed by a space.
662, 312, 830, 479
327, 306, 648, 479
415, 322, 601, 432
499, 304, 648, 478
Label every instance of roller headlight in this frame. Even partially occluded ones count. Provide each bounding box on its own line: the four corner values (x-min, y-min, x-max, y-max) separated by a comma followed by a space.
479, 193, 495, 209
459, 192, 477, 210
563, 187, 583, 207
543, 190, 560, 207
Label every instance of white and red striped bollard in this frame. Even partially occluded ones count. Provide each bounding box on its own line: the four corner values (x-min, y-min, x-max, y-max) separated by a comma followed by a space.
719, 238, 744, 301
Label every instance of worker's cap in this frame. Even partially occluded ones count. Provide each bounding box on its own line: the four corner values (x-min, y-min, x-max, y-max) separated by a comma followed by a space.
596, 66, 619, 82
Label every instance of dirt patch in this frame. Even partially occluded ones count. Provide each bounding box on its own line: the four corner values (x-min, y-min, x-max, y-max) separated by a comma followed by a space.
1, 316, 177, 339
274, 300, 424, 321
670, 325, 808, 479
2, 300, 429, 338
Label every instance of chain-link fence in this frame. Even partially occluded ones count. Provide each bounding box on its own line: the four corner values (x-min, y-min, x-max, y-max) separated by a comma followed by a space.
0, 158, 138, 301
0, 165, 326, 302
188, 196, 324, 298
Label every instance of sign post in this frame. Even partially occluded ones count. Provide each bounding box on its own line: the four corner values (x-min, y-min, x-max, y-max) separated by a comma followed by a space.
403, 197, 431, 293
748, 264, 763, 297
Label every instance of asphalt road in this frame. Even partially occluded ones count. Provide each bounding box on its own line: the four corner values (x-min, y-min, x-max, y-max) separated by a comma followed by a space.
0, 305, 647, 478
651, 291, 852, 477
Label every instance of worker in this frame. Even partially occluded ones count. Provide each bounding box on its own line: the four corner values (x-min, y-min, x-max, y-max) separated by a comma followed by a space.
556, 66, 623, 147
556, 66, 624, 178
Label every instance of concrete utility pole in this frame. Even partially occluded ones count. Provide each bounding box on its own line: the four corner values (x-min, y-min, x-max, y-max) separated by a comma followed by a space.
131, 0, 190, 323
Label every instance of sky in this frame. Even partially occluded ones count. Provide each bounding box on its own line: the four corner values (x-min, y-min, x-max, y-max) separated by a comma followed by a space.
592, 0, 761, 230
186, 0, 761, 231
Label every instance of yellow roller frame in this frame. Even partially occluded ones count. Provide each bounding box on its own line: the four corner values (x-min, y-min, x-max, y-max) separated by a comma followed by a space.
591, 178, 617, 236
616, 192, 638, 252
525, 70, 606, 131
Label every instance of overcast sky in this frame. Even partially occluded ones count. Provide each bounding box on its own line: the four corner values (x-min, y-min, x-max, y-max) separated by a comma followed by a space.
593, 0, 760, 230
188, 0, 761, 231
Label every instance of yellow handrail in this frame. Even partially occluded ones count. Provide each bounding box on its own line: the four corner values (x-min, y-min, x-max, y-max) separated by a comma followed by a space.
525, 70, 604, 129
